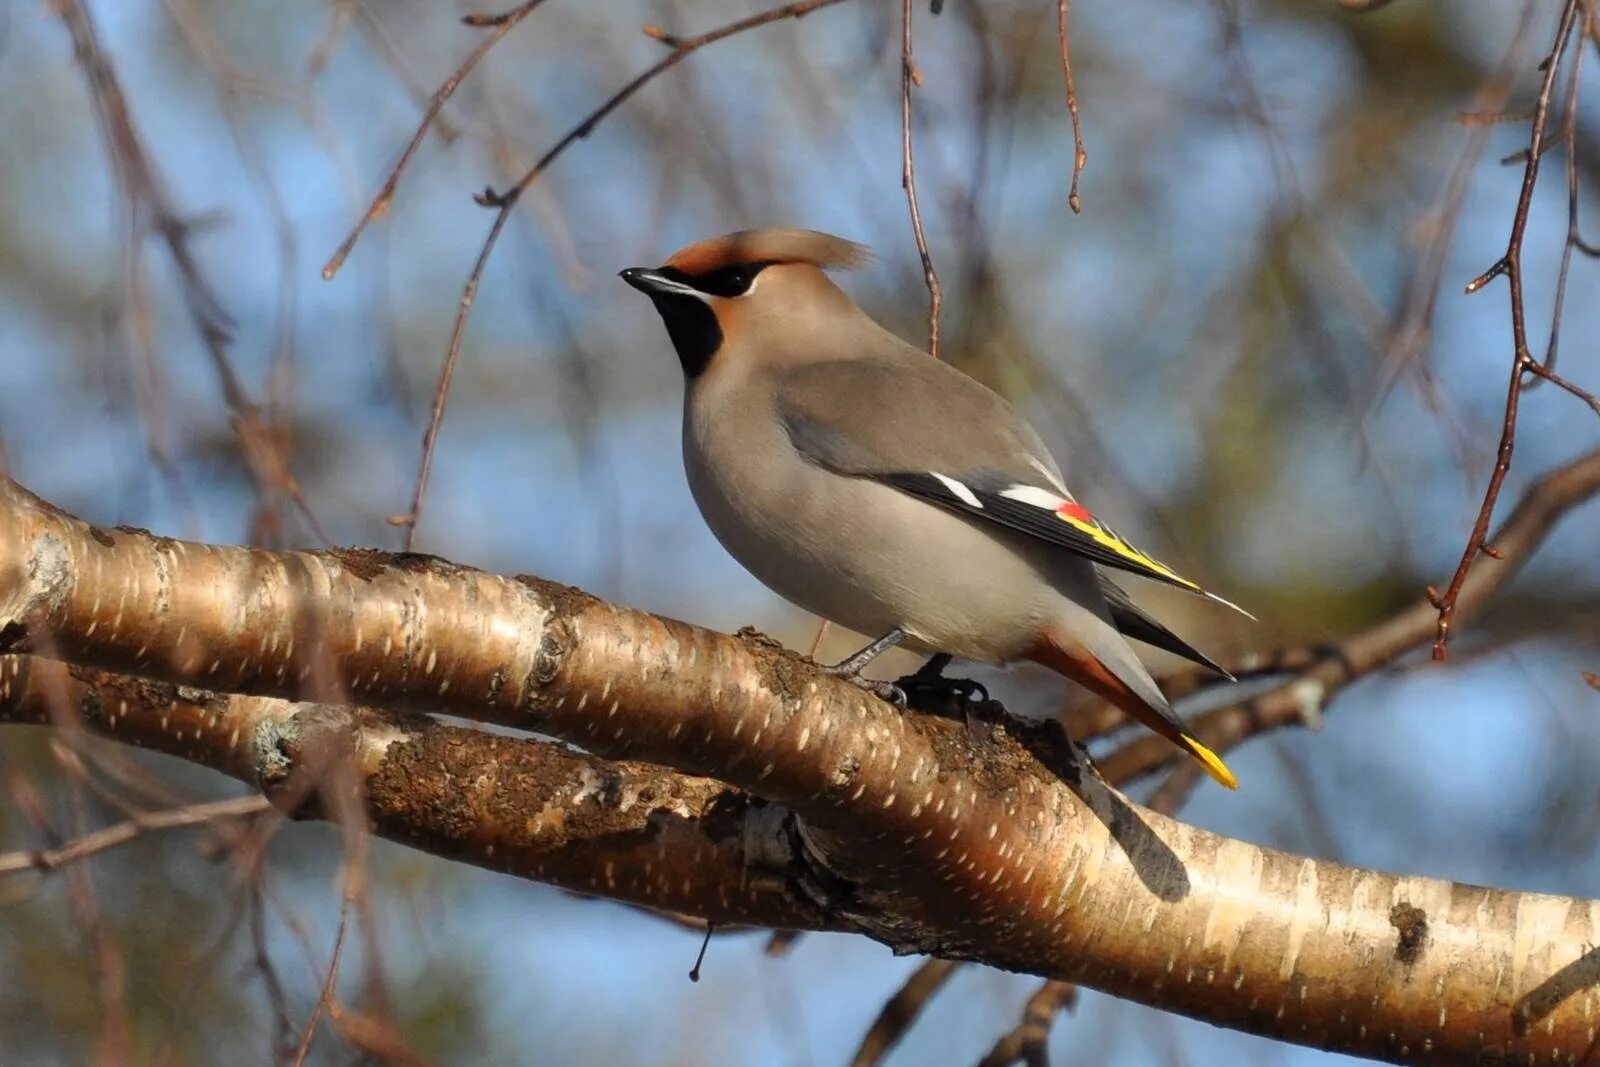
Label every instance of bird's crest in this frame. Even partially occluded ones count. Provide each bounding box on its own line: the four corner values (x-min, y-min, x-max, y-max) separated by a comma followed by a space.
664, 229, 870, 277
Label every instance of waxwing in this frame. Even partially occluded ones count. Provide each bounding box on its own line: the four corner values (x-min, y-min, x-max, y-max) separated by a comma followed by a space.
621, 228, 1248, 790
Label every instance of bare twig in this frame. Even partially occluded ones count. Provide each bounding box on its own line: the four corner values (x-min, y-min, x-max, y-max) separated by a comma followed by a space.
1101, 448, 1600, 788
1434, 0, 1581, 659
1369, 0, 1540, 409
320, 0, 553, 280
0, 794, 269, 877
291, 896, 351, 1067
900, 0, 942, 357
1055, 0, 1086, 213
975, 981, 1078, 1067
55, 0, 329, 547
1534, 2, 1592, 381
21, 626, 132, 1062
806, 619, 833, 657
250, 882, 297, 1059
384, 0, 856, 545
849, 958, 961, 1067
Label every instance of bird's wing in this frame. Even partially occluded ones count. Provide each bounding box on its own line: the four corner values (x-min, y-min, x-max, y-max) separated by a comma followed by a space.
1098, 575, 1234, 679
774, 358, 1250, 616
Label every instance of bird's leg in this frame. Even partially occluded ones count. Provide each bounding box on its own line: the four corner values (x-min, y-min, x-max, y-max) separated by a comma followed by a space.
827, 629, 905, 674
818, 629, 908, 707
895, 652, 989, 707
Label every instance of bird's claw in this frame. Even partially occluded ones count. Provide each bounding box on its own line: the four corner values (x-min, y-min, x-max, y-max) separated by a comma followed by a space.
818, 664, 908, 708
902, 675, 985, 710
895, 666, 988, 707
943, 677, 989, 703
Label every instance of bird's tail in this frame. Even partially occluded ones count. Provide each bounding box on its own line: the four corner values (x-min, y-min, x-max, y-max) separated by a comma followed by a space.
1027, 628, 1239, 791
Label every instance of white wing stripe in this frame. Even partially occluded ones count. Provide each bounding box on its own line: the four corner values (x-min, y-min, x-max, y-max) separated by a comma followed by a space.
931, 472, 983, 509
998, 484, 1066, 510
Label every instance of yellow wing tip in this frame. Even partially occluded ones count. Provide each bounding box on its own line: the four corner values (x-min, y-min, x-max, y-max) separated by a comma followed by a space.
1183, 736, 1239, 791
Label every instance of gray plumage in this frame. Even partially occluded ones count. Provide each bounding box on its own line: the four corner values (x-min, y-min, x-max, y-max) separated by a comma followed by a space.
621, 229, 1243, 789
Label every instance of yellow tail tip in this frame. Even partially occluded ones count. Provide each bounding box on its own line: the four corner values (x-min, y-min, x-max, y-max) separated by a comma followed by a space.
1183, 736, 1239, 791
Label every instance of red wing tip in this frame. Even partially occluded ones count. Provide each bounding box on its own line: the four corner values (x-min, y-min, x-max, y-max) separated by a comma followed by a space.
1056, 500, 1093, 523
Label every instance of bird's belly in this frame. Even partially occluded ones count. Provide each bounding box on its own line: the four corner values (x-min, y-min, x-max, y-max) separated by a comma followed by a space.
686, 444, 1061, 661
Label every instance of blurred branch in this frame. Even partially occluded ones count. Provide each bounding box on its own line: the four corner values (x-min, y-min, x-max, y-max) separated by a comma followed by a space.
0, 794, 268, 878
1536, 0, 1596, 382
900, 0, 943, 357
849, 957, 960, 1067
320, 0, 551, 280
1100, 447, 1600, 794
1434, 0, 1585, 659
327, 0, 856, 548
54, 0, 329, 547
1368, 0, 1540, 409
7, 480, 1600, 1060
974, 980, 1077, 1067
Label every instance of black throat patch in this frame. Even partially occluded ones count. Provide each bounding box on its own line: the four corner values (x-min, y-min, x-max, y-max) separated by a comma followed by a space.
649, 295, 722, 379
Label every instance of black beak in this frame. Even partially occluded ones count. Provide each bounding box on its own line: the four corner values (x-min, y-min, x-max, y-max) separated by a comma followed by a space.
619, 267, 702, 300
621, 267, 720, 377
619, 267, 669, 294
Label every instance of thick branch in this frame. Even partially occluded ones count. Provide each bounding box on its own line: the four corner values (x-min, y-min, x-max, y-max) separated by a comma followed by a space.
0, 655, 823, 929
5, 478, 1600, 1061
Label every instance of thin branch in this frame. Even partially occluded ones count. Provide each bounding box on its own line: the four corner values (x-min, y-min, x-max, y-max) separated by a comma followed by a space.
1055, 0, 1086, 213
0, 656, 825, 931
1368, 0, 1540, 409
849, 958, 961, 1067
1534, 1, 1592, 380
1100, 447, 1600, 787
291, 896, 350, 1067
900, 0, 942, 357
0, 794, 269, 877
55, 0, 330, 547
250, 882, 296, 1059
383, 0, 857, 545
975, 981, 1078, 1067
1523, 359, 1600, 415
1434, 0, 1582, 659
320, 1, 553, 280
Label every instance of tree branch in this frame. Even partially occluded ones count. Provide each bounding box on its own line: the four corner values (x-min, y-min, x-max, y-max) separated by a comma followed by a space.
1100, 447, 1600, 789
1434, 0, 1583, 658
5, 477, 1600, 1061
0, 655, 824, 930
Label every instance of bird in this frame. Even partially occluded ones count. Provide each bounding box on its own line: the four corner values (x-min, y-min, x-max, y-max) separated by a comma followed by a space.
620, 228, 1249, 790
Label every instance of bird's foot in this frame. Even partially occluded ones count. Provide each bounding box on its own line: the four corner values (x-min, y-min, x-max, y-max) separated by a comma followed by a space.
894, 653, 988, 709
813, 629, 909, 707
817, 662, 908, 708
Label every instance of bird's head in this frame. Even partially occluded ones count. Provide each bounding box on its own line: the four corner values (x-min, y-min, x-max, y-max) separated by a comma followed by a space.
620, 228, 869, 378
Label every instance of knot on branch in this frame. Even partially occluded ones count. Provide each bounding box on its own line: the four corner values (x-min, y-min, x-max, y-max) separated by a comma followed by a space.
253, 706, 360, 820
0, 531, 72, 653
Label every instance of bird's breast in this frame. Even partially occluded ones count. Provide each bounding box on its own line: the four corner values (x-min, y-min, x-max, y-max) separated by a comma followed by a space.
680, 382, 1069, 661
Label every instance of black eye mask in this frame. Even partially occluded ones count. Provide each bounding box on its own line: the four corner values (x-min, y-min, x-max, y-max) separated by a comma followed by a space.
644, 261, 776, 378
660, 261, 774, 298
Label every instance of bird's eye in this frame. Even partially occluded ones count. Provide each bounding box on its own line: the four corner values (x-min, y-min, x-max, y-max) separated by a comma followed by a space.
692, 262, 769, 298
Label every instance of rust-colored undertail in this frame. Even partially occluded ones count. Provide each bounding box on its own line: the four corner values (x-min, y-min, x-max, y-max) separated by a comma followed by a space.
1026, 634, 1239, 791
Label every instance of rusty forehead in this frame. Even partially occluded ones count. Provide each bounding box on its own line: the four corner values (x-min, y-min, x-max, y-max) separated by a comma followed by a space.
662, 229, 869, 275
